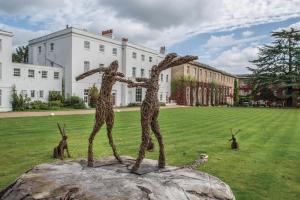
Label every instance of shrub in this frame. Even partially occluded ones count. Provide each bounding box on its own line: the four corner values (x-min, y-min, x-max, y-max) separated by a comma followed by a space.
159, 102, 166, 106
89, 84, 99, 108
127, 102, 142, 107
49, 91, 63, 102
48, 100, 63, 109
30, 100, 49, 110
64, 96, 86, 109
11, 86, 31, 111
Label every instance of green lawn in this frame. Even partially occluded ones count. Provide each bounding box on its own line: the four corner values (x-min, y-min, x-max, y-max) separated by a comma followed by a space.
0, 107, 299, 199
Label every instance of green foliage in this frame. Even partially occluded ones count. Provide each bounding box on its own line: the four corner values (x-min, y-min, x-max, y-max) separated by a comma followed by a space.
48, 100, 63, 109
12, 46, 28, 63
233, 79, 239, 106
88, 84, 99, 108
48, 91, 64, 102
11, 86, 31, 111
127, 102, 142, 107
248, 27, 300, 106
30, 100, 49, 110
64, 96, 86, 109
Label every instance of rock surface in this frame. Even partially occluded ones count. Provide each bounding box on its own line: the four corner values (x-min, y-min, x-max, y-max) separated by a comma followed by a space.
0, 156, 235, 200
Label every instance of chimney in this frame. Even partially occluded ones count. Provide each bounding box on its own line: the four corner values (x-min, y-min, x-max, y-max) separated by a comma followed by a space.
102, 29, 113, 38
66, 25, 69, 29
122, 38, 128, 42
160, 46, 166, 54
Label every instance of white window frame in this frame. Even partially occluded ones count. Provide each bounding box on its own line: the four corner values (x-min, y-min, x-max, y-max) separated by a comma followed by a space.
132, 52, 137, 59
160, 92, 163, 101
39, 90, 44, 98
166, 74, 169, 82
136, 87, 142, 102
0, 62, 2, 79
141, 54, 145, 61
132, 67, 136, 78
99, 63, 104, 67
149, 56, 152, 62
28, 69, 35, 78
0, 39, 2, 51
99, 44, 105, 52
14, 68, 21, 77
84, 41, 90, 49
54, 72, 59, 79
84, 89, 89, 103
38, 46, 41, 54
84, 61, 90, 72
0, 89, 2, 106
160, 73, 163, 82
21, 90, 27, 97
42, 71, 48, 78
31, 90, 35, 98
50, 43, 54, 51
141, 68, 145, 77
112, 48, 117, 56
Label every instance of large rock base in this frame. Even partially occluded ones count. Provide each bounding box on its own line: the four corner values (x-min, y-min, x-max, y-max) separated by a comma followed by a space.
0, 156, 235, 200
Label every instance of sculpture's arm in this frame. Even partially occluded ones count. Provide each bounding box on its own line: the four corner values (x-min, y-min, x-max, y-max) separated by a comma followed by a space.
160, 55, 198, 71
128, 82, 148, 88
135, 77, 150, 82
116, 72, 125, 77
75, 67, 107, 81
116, 77, 134, 85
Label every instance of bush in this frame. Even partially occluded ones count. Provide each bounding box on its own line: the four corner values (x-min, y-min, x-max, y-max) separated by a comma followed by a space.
49, 91, 64, 102
127, 102, 142, 107
11, 86, 31, 111
89, 84, 99, 108
64, 96, 86, 109
48, 100, 63, 109
30, 100, 49, 110
159, 102, 166, 106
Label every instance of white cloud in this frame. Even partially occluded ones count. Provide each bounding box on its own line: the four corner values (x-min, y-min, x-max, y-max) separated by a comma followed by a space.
204, 33, 266, 50
242, 31, 254, 37
0, 0, 299, 49
210, 46, 259, 74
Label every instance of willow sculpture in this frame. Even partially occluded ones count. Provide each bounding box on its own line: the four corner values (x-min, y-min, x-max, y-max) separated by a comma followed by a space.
129, 53, 198, 172
229, 129, 241, 150
76, 61, 133, 167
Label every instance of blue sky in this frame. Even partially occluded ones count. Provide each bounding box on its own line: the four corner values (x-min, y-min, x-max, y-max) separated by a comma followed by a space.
1, 0, 300, 74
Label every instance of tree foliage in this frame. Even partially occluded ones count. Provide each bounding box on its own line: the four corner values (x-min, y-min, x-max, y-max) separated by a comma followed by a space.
89, 84, 99, 108
12, 46, 28, 63
248, 28, 300, 107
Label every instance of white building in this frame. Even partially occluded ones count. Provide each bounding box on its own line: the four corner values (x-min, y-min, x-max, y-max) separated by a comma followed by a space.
0, 30, 63, 112
0, 27, 171, 112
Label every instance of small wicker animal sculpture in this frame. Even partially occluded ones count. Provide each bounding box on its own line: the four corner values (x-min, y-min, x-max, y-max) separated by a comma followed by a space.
229, 129, 241, 150
75, 60, 133, 167
128, 53, 198, 172
53, 123, 71, 160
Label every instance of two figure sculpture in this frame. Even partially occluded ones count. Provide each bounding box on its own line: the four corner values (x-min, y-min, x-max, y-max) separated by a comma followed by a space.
76, 53, 197, 172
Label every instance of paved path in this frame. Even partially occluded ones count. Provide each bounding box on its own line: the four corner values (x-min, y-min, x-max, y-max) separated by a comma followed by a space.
0, 105, 187, 118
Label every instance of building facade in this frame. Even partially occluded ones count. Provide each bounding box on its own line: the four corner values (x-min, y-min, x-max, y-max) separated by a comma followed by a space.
171, 62, 236, 106
28, 27, 170, 107
0, 30, 63, 112
0, 27, 170, 112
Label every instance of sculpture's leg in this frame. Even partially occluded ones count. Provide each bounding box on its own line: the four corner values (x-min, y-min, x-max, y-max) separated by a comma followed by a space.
147, 134, 155, 151
151, 108, 165, 168
131, 110, 151, 172
66, 145, 71, 158
106, 108, 123, 163
60, 145, 64, 160
87, 116, 105, 167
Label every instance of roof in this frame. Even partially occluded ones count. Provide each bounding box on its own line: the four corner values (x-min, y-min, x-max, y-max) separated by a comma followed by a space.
190, 61, 237, 78
0, 29, 13, 36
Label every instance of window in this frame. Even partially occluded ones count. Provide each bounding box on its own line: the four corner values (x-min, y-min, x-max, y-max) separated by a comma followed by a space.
84, 61, 90, 72
84, 41, 90, 49
136, 88, 142, 102
99, 44, 105, 52
148, 70, 151, 77
141, 69, 145, 77
132, 52, 137, 59
149, 56, 152, 62
0, 39, 2, 51
132, 67, 136, 77
166, 74, 169, 82
160, 93, 163, 101
28, 69, 35, 78
187, 66, 190, 74
99, 63, 104, 68
39, 90, 44, 98
141, 54, 145, 61
194, 68, 197, 76
112, 48, 117, 56
160, 73, 163, 82
21, 90, 27, 97
14, 68, 21, 77
50, 43, 54, 51
38, 46, 41, 54
54, 72, 59, 79
31, 90, 35, 98
50, 62, 54, 67
0, 89, 2, 106
42, 71, 48, 78
0, 62, 2, 79
84, 89, 89, 103
111, 91, 116, 106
